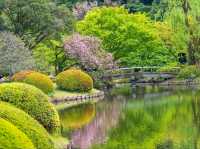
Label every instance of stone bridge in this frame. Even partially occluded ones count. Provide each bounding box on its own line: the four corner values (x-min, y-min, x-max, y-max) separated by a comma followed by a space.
103, 66, 180, 85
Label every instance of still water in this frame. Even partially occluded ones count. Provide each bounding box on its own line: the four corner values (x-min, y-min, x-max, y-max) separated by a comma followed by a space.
59, 85, 200, 149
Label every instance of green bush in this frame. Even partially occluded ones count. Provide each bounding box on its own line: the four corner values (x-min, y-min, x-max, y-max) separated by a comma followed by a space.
11, 70, 34, 82
24, 72, 54, 94
0, 102, 55, 149
158, 63, 180, 73
177, 65, 200, 79
88, 71, 107, 89
0, 83, 60, 134
0, 118, 35, 149
56, 68, 93, 92
12, 71, 54, 94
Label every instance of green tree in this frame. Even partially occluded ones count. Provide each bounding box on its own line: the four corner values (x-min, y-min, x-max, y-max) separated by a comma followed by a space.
77, 7, 176, 66
126, 0, 168, 21
166, 0, 200, 64
0, 0, 74, 50
0, 32, 35, 75
33, 38, 72, 75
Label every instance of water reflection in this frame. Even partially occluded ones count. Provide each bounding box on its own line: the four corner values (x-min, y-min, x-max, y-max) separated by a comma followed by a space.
70, 99, 125, 149
58, 85, 200, 149
93, 88, 200, 149
59, 103, 96, 136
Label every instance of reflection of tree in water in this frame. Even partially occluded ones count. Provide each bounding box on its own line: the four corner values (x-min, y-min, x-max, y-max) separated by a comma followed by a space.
59, 103, 96, 136
133, 85, 173, 100
191, 92, 200, 149
69, 99, 125, 149
61, 87, 200, 149
92, 90, 200, 149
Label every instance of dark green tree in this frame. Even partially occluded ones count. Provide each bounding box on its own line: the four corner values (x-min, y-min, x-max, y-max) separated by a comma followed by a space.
0, 0, 74, 50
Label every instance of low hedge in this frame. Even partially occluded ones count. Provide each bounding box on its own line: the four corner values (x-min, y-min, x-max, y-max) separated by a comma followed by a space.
12, 71, 54, 94
0, 118, 35, 149
56, 68, 93, 92
0, 102, 55, 149
0, 83, 60, 134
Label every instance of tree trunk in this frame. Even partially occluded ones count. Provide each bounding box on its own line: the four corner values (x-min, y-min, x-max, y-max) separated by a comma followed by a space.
188, 40, 196, 65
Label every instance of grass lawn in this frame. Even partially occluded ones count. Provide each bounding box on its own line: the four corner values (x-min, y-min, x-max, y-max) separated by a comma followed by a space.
50, 84, 102, 110
51, 84, 101, 100
53, 88, 99, 99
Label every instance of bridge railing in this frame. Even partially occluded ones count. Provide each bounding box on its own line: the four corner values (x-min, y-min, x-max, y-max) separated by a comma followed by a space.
104, 66, 181, 75
103, 66, 181, 84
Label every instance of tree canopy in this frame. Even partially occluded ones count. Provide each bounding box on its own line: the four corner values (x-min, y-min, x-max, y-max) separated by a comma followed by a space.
64, 34, 115, 70
77, 7, 176, 66
0, 0, 74, 49
165, 0, 200, 64
0, 32, 35, 75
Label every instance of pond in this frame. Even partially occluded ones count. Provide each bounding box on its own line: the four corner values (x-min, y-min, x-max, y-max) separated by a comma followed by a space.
58, 85, 200, 149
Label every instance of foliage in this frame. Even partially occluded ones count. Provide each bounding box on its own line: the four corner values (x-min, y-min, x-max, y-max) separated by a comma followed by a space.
33, 39, 69, 74
125, 0, 168, 21
0, 102, 55, 149
0, 83, 60, 134
24, 72, 54, 94
0, 0, 74, 49
88, 71, 106, 89
11, 70, 34, 82
72, 1, 98, 19
0, 31, 35, 75
154, 21, 178, 53
12, 71, 54, 94
0, 118, 35, 149
77, 7, 176, 67
64, 34, 115, 70
166, 0, 200, 64
56, 68, 93, 92
158, 62, 180, 73
177, 65, 200, 79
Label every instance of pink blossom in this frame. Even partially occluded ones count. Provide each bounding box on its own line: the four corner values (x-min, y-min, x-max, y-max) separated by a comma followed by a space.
64, 34, 116, 70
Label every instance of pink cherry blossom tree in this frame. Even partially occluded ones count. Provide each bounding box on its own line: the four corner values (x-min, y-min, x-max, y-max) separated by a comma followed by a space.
64, 34, 116, 71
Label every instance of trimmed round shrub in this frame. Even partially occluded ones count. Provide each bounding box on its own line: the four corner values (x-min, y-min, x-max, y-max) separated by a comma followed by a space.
11, 70, 34, 82
56, 68, 93, 92
12, 71, 54, 94
0, 102, 55, 149
24, 72, 54, 94
0, 118, 35, 149
0, 83, 60, 134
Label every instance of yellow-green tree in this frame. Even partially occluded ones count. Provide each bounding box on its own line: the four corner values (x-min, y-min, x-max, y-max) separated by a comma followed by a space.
166, 0, 200, 64
77, 7, 177, 67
